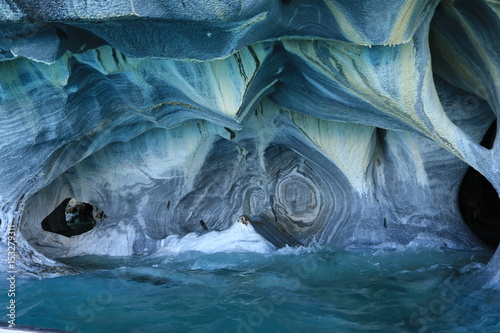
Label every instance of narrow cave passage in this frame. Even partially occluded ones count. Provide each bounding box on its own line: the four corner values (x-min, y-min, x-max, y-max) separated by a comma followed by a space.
41, 198, 106, 237
459, 122, 500, 249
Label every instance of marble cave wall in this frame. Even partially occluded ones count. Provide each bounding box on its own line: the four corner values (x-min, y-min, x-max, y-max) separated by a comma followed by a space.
0, 0, 499, 285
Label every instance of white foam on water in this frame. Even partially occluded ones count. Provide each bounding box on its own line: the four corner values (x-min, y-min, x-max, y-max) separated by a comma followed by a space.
157, 221, 277, 254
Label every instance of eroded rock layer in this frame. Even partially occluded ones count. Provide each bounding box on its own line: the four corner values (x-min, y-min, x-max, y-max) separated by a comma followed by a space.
0, 0, 499, 286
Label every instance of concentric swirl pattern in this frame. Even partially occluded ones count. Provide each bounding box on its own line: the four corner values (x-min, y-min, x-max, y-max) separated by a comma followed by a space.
275, 168, 321, 226
265, 144, 354, 240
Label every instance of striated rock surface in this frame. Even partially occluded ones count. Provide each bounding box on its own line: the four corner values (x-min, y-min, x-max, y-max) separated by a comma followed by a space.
0, 0, 499, 286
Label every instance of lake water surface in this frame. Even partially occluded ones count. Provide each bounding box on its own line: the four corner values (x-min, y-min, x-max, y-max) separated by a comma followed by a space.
2, 246, 500, 332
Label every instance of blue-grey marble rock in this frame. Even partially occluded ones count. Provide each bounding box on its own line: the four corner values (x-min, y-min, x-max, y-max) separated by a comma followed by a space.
0, 0, 499, 287
0, 0, 438, 61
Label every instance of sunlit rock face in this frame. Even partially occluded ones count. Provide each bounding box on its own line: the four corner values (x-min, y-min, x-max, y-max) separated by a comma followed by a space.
0, 0, 499, 284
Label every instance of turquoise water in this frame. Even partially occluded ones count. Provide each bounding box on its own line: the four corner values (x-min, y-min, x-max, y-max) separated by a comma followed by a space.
2, 247, 500, 333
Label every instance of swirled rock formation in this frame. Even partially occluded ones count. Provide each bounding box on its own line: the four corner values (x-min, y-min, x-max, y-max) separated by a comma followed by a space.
0, 0, 499, 287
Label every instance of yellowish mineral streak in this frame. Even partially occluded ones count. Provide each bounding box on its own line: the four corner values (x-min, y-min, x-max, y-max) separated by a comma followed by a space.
388, 0, 434, 45
442, 0, 499, 103
291, 111, 376, 193
323, 0, 365, 43
282, 38, 477, 164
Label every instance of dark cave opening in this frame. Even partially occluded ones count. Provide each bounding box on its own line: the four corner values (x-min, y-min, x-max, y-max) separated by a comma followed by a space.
459, 121, 500, 249
41, 198, 105, 237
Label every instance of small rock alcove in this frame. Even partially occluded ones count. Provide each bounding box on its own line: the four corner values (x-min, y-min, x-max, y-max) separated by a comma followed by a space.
459, 122, 500, 249
41, 198, 105, 237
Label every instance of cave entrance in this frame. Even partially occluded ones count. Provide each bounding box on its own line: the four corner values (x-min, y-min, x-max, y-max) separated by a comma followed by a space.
41, 198, 105, 237
459, 122, 500, 249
